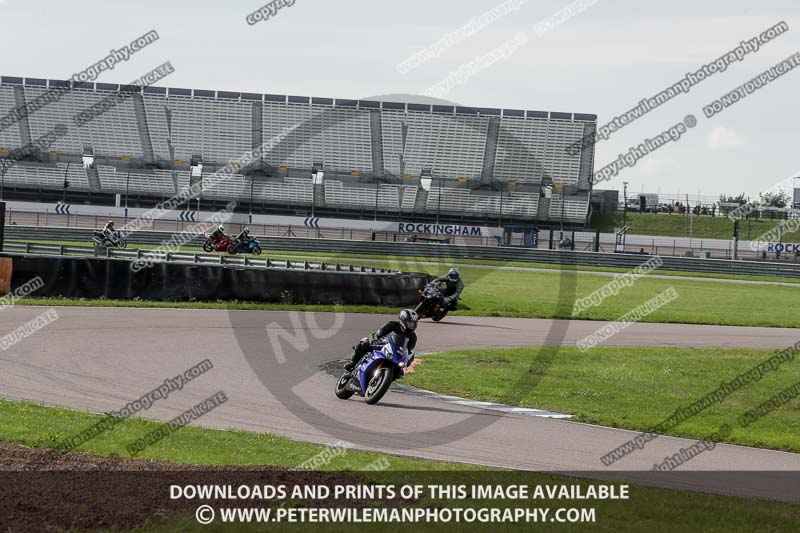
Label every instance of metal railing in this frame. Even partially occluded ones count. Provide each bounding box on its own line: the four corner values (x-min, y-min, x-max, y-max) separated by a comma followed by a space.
2, 241, 398, 274
4, 225, 800, 279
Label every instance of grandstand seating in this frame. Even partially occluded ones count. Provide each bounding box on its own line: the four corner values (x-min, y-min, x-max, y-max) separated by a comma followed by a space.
201, 173, 313, 204
0, 75, 597, 224
1, 161, 90, 191
25, 86, 143, 158
97, 165, 176, 195
400, 113, 488, 180
400, 185, 417, 210
549, 191, 591, 222
493, 116, 583, 184
0, 86, 22, 149
144, 95, 252, 163
261, 102, 373, 172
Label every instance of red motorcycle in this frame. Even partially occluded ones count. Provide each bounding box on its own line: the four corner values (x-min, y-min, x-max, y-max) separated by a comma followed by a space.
203, 234, 233, 252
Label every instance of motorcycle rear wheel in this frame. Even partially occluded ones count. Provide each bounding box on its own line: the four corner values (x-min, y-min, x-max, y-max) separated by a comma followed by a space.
364, 367, 393, 405
202, 242, 214, 252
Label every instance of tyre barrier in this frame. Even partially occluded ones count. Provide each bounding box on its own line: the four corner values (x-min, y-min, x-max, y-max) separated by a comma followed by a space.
1, 253, 429, 306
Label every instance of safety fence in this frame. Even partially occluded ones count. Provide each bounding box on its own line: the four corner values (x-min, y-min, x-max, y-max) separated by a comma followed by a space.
5, 226, 800, 279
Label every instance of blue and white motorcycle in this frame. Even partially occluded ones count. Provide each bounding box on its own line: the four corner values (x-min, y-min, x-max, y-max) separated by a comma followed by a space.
335, 333, 414, 405
227, 235, 262, 255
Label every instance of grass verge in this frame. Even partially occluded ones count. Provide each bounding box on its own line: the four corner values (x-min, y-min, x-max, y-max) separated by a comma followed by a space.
0, 398, 797, 532
591, 211, 800, 242
405, 346, 800, 452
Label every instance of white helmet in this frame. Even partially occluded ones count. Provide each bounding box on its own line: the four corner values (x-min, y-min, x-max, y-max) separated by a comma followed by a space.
399, 309, 418, 332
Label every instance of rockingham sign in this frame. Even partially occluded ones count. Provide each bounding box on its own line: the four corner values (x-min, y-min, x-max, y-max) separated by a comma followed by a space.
397, 222, 489, 237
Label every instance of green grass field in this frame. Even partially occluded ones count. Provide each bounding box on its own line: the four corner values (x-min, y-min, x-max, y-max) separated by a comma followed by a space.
592, 211, 798, 241
0, 398, 797, 532
405, 346, 800, 452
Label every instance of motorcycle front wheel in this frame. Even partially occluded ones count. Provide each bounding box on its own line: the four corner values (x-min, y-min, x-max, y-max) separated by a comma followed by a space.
117, 240, 128, 249
228, 243, 239, 255
334, 373, 355, 400
252, 246, 262, 255
364, 367, 393, 405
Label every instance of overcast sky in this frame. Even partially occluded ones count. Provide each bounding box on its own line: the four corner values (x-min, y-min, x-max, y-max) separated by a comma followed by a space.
1, 0, 797, 200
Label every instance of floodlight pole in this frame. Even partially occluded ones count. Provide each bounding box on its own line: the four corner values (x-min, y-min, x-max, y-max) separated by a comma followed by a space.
374, 182, 379, 222
124, 166, 131, 210
622, 181, 628, 227
0, 159, 6, 201
436, 176, 442, 225
62, 161, 70, 204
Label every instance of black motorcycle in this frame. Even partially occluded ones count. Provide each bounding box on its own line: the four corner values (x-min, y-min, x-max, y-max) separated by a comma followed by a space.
414, 283, 449, 322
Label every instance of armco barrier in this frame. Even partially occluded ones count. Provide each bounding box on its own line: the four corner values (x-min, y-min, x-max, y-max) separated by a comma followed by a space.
2, 242, 399, 274
3, 253, 429, 306
5, 225, 800, 278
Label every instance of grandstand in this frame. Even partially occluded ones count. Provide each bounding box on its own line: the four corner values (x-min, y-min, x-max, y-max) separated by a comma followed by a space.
0, 76, 597, 225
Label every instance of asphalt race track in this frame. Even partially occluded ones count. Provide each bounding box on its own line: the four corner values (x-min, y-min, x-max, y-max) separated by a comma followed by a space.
1, 307, 799, 502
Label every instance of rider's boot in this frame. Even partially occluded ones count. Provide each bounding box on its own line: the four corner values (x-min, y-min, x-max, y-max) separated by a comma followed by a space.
344, 342, 366, 372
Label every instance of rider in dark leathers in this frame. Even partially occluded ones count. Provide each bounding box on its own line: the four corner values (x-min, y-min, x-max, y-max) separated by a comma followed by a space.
210, 224, 225, 240
234, 226, 250, 243
430, 267, 464, 310
344, 309, 418, 372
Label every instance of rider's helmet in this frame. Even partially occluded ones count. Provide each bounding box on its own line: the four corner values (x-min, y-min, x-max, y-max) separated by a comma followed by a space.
217, 224, 224, 232
107, 220, 114, 227
447, 267, 460, 281
398, 309, 418, 332
243, 226, 250, 235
